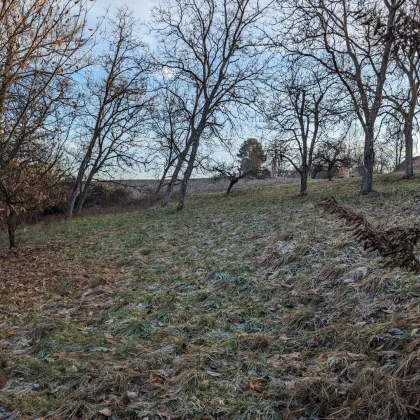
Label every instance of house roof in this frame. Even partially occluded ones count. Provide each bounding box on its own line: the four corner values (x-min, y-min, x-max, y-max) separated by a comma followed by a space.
395, 156, 420, 172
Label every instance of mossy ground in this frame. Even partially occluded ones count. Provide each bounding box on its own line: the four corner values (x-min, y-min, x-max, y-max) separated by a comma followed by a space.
0, 175, 419, 419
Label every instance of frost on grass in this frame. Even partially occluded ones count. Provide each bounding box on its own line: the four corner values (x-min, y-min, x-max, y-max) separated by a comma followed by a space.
0, 176, 419, 418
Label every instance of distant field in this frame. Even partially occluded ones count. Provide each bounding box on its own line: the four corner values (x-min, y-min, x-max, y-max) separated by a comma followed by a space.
0, 174, 419, 418
105, 176, 302, 197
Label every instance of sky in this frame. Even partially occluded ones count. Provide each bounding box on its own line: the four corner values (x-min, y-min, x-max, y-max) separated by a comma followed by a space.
91, 0, 156, 24
89, 0, 157, 180
87, 0, 262, 180
89, 0, 417, 182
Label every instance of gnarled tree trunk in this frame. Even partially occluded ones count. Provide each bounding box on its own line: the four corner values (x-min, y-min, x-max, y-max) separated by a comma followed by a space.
226, 178, 240, 195
300, 171, 308, 196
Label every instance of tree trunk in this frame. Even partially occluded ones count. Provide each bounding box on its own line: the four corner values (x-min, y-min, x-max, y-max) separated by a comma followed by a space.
177, 140, 199, 211
7, 208, 17, 249
300, 171, 308, 196
162, 154, 185, 207
156, 157, 176, 195
65, 162, 87, 219
155, 169, 168, 195
74, 167, 99, 216
65, 189, 79, 219
361, 124, 375, 194
74, 186, 89, 216
403, 117, 414, 179
327, 168, 333, 181
226, 178, 239, 195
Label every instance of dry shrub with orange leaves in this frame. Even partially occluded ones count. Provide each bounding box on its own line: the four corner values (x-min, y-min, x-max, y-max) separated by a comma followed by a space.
0, 161, 65, 248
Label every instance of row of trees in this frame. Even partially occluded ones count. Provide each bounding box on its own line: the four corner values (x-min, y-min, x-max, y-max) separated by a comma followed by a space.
2, 0, 420, 248
216, 135, 352, 196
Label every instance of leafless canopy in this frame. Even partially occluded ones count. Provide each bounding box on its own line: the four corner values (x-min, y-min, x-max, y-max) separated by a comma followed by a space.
151, 0, 273, 210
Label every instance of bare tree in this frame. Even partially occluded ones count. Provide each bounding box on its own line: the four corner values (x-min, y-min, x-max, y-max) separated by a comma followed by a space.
152, 0, 273, 211
314, 139, 351, 180
66, 8, 152, 218
383, 0, 420, 178
273, 0, 405, 194
0, 0, 93, 247
379, 112, 405, 170
212, 163, 247, 195
262, 61, 335, 195
266, 139, 289, 177
148, 88, 191, 195
0, 130, 67, 248
212, 162, 270, 195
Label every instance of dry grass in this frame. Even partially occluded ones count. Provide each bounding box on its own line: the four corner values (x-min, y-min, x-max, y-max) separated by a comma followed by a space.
0, 173, 420, 418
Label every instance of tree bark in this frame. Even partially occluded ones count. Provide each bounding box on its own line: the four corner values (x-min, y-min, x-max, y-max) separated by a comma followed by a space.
327, 169, 333, 181
226, 178, 239, 195
361, 124, 375, 194
155, 168, 169, 195
300, 171, 308, 196
74, 170, 96, 216
74, 186, 89, 216
156, 153, 179, 195
7, 208, 17, 249
65, 161, 88, 219
161, 153, 186, 207
403, 116, 414, 179
65, 189, 79, 219
177, 139, 199, 211
162, 128, 202, 207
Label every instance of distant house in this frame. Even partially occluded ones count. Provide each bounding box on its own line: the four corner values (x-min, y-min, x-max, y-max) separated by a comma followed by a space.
394, 156, 420, 172
337, 168, 350, 178
349, 165, 364, 177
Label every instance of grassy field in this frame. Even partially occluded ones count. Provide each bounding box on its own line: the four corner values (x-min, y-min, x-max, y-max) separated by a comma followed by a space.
0, 175, 419, 419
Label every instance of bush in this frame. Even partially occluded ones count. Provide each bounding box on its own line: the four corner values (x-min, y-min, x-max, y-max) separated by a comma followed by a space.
75, 183, 132, 208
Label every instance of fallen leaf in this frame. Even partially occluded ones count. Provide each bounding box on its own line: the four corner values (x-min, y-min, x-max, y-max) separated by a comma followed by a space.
113, 364, 127, 370
150, 375, 166, 387
301, 289, 319, 295
395, 320, 420, 327
246, 378, 264, 392
405, 337, 420, 353
0, 377, 9, 390
90, 360, 100, 369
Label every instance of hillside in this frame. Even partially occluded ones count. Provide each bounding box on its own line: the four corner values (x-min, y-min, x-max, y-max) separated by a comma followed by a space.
0, 175, 420, 419
104, 176, 300, 198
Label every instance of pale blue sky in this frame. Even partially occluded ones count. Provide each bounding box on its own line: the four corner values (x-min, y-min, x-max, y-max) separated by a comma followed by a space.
87, 0, 263, 180
91, 0, 156, 23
